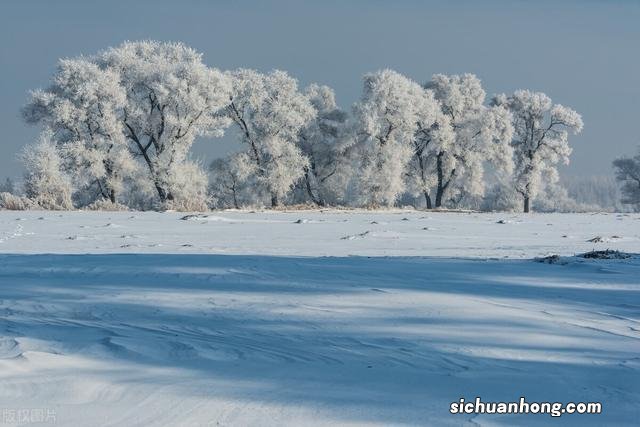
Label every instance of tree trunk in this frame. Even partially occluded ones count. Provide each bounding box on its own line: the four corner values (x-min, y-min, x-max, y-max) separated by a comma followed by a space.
424, 192, 432, 209
435, 185, 444, 208
434, 153, 455, 209
304, 171, 325, 207
156, 185, 168, 202
154, 184, 174, 203
523, 196, 530, 213
232, 188, 239, 210
435, 152, 445, 208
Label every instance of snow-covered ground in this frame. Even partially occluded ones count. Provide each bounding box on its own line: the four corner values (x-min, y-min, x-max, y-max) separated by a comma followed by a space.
1, 210, 639, 257
0, 211, 639, 426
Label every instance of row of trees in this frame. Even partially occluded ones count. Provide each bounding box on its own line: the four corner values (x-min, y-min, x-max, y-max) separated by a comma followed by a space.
16, 40, 586, 212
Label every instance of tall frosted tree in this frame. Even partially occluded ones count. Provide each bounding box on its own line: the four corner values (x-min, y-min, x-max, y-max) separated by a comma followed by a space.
613, 148, 640, 209
226, 69, 315, 206
493, 90, 583, 212
98, 41, 231, 204
22, 58, 133, 204
296, 84, 349, 206
408, 74, 513, 209
351, 69, 438, 207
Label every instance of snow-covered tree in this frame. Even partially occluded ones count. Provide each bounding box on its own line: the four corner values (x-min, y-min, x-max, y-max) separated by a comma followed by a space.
482, 170, 585, 213
260, 136, 310, 206
492, 90, 583, 212
208, 152, 257, 209
0, 178, 15, 194
408, 74, 513, 209
482, 178, 521, 212
226, 69, 315, 206
22, 58, 133, 204
613, 147, 640, 209
164, 161, 210, 211
562, 174, 624, 212
530, 165, 581, 212
20, 131, 74, 210
295, 84, 349, 206
98, 41, 231, 204
351, 69, 438, 207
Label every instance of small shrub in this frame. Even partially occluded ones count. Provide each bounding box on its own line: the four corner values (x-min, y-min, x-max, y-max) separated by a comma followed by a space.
0, 192, 35, 210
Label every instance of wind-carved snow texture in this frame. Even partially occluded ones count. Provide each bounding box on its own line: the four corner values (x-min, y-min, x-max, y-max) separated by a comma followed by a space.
0, 211, 639, 426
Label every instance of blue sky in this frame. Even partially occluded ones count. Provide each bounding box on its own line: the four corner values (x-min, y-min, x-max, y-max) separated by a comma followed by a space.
1, 0, 639, 177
